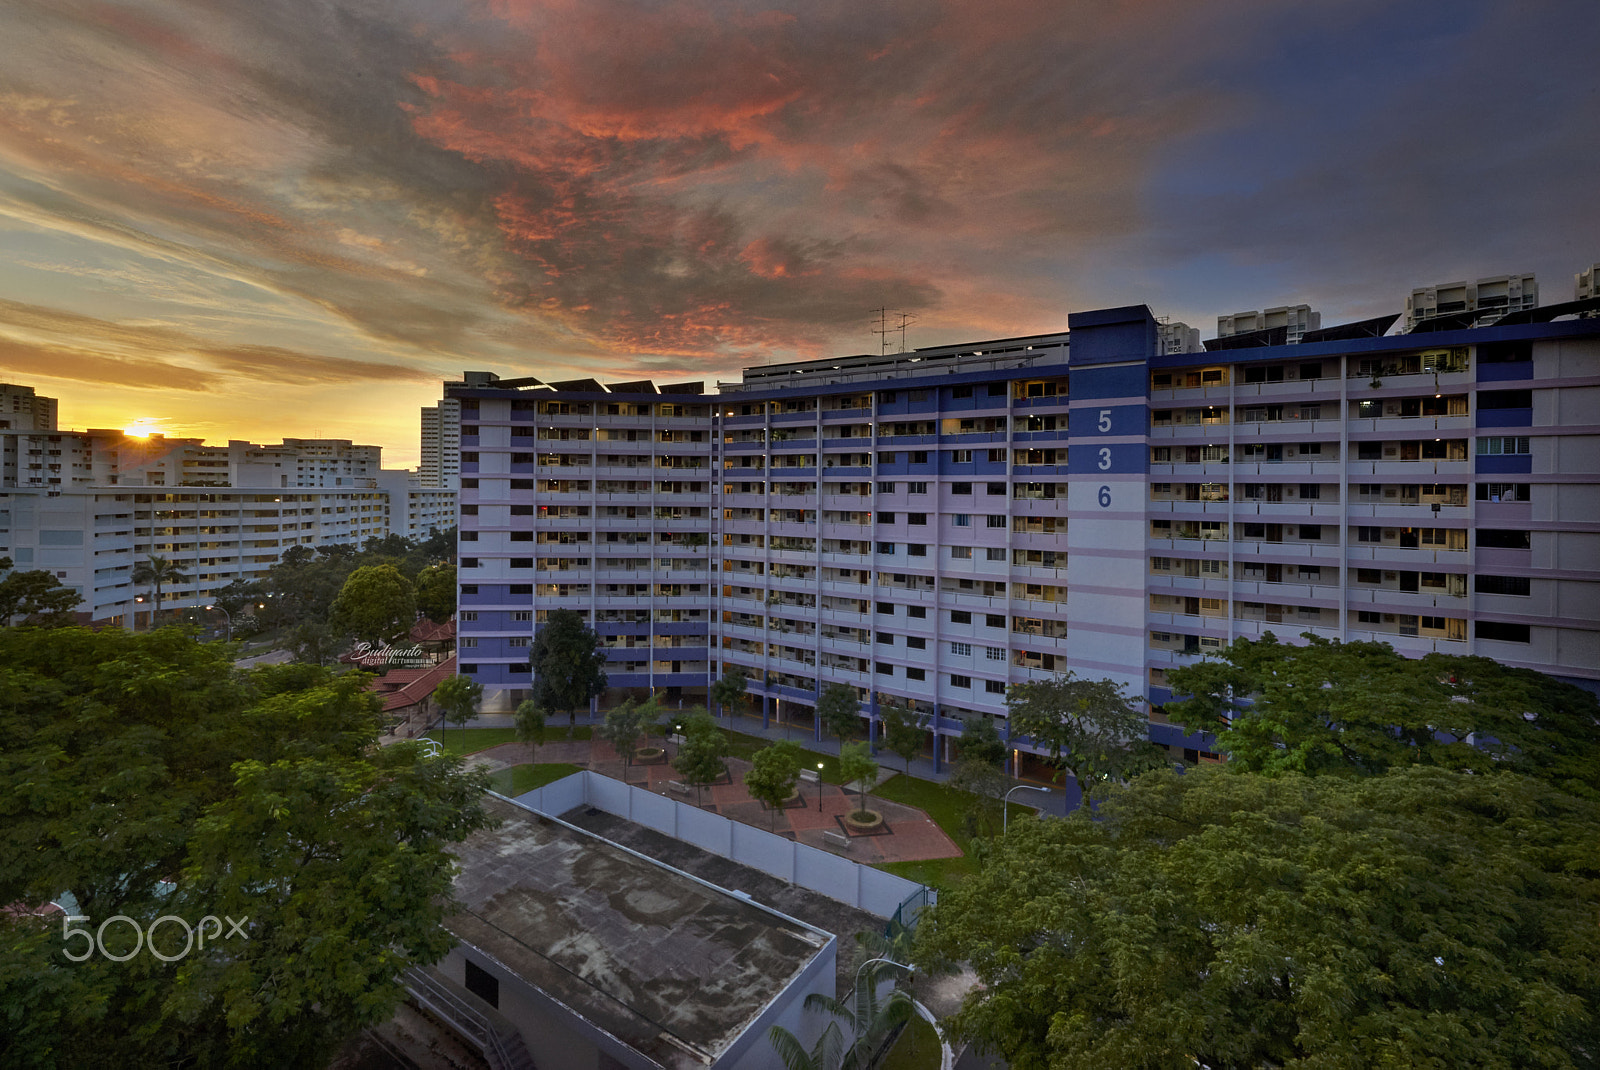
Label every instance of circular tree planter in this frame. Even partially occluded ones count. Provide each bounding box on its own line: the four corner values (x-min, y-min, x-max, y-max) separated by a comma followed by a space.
843, 809, 884, 832
634, 746, 666, 765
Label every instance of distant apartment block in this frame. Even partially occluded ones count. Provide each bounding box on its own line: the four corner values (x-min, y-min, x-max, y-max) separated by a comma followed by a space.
1159, 321, 1202, 355
1407, 274, 1538, 330
1217, 305, 1322, 345
0, 425, 452, 627
0, 383, 57, 432
452, 275, 1600, 773
1578, 263, 1599, 303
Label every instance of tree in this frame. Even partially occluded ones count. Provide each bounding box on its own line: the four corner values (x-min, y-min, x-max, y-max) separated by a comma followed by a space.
528, 608, 608, 731
0, 557, 82, 627
513, 699, 546, 764
434, 673, 482, 748
956, 713, 1007, 769
415, 563, 457, 624
330, 563, 416, 644
131, 554, 190, 626
672, 710, 728, 806
746, 740, 804, 829
919, 765, 1600, 1070
838, 742, 878, 820
0, 627, 492, 1069
599, 699, 645, 768
818, 683, 861, 747
878, 703, 929, 775
1006, 672, 1164, 801
767, 1020, 845, 1070
1166, 632, 1600, 799
709, 665, 748, 718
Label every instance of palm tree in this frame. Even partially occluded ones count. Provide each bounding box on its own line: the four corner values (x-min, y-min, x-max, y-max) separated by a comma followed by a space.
767, 1021, 844, 1070
131, 555, 190, 629
805, 963, 915, 1070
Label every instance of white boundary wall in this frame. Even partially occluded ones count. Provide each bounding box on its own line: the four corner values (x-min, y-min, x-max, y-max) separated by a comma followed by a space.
515, 771, 931, 919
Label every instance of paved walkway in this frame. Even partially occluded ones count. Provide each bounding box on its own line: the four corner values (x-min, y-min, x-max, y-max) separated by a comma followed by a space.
453, 708, 1082, 816
464, 736, 962, 866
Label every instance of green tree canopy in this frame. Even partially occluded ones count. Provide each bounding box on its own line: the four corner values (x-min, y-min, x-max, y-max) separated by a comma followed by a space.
709, 665, 748, 714
916, 765, 1600, 1070
818, 683, 862, 745
513, 699, 546, 763
672, 710, 728, 805
0, 627, 492, 1069
879, 703, 929, 775
415, 562, 457, 624
956, 713, 1007, 769
599, 698, 646, 767
0, 557, 82, 627
434, 673, 483, 745
745, 740, 804, 828
1166, 632, 1600, 798
528, 608, 608, 727
1006, 672, 1164, 800
838, 742, 878, 820
330, 563, 416, 644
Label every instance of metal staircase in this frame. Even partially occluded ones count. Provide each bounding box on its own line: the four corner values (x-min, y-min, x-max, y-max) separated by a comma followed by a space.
404, 966, 538, 1070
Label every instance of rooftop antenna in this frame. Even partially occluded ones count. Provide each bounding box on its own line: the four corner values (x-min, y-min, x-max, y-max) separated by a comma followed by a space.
871, 308, 917, 355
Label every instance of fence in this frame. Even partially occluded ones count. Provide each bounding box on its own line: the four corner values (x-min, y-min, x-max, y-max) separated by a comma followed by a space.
514, 771, 933, 920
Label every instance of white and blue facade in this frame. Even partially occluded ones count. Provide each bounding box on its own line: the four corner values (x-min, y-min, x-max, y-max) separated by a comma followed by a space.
452, 299, 1600, 766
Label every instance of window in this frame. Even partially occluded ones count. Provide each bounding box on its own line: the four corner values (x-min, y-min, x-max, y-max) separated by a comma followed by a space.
906, 636, 926, 649
1476, 436, 1531, 455
909, 481, 929, 494
985, 646, 1005, 661
511, 504, 534, 515
879, 512, 897, 524
905, 667, 925, 680
460, 478, 479, 489
510, 584, 532, 595
950, 610, 972, 624
952, 482, 972, 495
1299, 484, 1320, 500
459, 638, 478, 649
461, 505, 479, 515
985, 614, 1005, 629
460, 531, 478, 541
952, 386, 973, 399
459, 611, 479, 622
951, 641, 972, 656
877, 542, 897, 554
986, 547, 1007, 561
987, 482, 1006, 495
511, 558, 533, 568
907, 606, 926, 619
949, 674, 971, 688
877, 631, 895, 644
876, 663, 894, 675
512, 610, 532, 621
1475, 575, 1531, 595
950, 546, 972, 559
877, 602, 895, 614
460, 585, 479, 595
986, 515, 1006, 528
1358, 611, 1381, 624
949, 450, 973, 463
461, 557, 480, 568
877, 481, 897, 493
1476, 620, 1531, 643
984, 680, 1007, 695
1477, 529, 1531, 549
1477, 482, 1529, 502
910, 451, 929, 464
1357, 527, 1383, 543
952, 514, 972, 526
508, 637, 529, 648
908, 543, 927, 556
1299, 525, 1322, 539
908, 512, 927, 525
987, 449, 1006, 463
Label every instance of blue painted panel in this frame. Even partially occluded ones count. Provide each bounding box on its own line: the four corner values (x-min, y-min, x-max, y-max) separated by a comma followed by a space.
1068, 402, 1148, 437
1476, 408, 1533, 428
1066, 441, 1148, 475
1068, 363, 1149, 401
1066, 305, 1157, 365
460, 586, 504, 605
1475, 454, 1532, 474
607, 673, 651, 687
1147, 721, 1216, 749
1477, 363, 1533, 382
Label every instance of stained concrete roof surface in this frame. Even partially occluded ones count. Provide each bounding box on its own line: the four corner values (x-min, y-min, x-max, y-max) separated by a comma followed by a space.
447, 796, 830, 1066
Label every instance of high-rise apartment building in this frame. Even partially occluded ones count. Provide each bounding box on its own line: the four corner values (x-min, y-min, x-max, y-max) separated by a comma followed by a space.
1407, 274, 1538, 330
453, 282, 1600, 769
1578, 263, 1599, 303
1216, 305, 1322, 346
0, 384, 57, 431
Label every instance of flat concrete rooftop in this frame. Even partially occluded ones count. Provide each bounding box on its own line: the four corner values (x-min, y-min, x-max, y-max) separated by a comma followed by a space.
447, 795, 831, 1067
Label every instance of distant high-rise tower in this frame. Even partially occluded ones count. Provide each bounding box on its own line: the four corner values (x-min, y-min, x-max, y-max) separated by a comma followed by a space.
1407, 274, 1537, 330
0, 383, 58, 431
1217, 305, 1321, 345
1158, 322, 1202, 355
422, 372, 501, 489
1577, 263, 1599, 302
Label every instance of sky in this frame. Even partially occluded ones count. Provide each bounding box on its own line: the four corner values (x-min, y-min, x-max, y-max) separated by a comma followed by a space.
1, 0, 1596, 468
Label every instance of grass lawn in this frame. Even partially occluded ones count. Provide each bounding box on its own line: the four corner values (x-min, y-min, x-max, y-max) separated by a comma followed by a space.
879, 1014, 942, 1070
488, 762, 584, 796
720, 728, 850, 783
871, 773, 1033, 889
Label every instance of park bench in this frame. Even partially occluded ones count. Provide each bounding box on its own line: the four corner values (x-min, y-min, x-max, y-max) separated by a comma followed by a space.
822, 830, 852, 850
799, 769, 820, 784
666, 780, 691, 796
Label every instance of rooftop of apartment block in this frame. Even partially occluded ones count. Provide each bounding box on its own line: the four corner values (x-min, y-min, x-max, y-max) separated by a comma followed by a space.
446, 794, 831, 1069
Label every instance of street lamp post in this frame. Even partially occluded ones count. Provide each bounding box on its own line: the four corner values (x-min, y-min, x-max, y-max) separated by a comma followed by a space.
817, 762, 826, 812
1003, 784, 1052, 833
854, 956, 912, 998
204, 604, 233, 642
